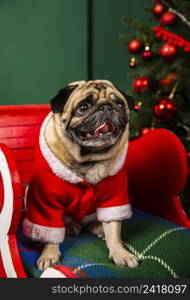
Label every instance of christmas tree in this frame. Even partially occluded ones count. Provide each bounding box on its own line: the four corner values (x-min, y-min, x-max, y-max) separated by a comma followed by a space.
121, 0, 190, 215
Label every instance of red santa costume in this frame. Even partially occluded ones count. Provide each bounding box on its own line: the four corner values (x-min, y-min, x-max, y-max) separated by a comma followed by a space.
23, 113, 132, 244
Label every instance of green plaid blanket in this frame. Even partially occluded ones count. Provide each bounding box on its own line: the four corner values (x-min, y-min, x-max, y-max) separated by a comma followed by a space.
17, 209, 190, 278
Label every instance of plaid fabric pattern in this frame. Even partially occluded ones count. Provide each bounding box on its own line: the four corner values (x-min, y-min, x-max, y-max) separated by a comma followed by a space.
17, 209, 190, 278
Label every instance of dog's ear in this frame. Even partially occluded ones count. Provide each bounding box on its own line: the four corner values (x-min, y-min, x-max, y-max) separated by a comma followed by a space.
118, 90, 135, 110
50, 85, 78, 113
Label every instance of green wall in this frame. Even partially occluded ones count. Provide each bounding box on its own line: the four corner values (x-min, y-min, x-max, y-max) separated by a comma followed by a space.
93, 0, 153, 91
0, 0, 150, 105
0, 0, 87, 105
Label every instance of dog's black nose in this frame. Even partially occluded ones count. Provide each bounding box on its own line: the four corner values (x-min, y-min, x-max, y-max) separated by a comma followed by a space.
99, 104, 112, 112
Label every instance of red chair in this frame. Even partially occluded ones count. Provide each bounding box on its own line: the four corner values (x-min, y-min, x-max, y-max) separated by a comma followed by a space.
0, 104, 188, 278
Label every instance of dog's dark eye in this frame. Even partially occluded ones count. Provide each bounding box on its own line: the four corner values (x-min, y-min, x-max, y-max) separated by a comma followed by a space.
76, 102, 91, 115
117, 102, 124, 108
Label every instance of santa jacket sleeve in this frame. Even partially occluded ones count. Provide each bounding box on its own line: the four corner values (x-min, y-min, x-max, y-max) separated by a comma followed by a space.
95, 168, 132, 223
23, 167, 66, 244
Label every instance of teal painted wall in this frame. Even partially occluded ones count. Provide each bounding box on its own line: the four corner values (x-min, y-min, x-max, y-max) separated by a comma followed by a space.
93, 0, 154, 91
0, 0, 151, 105
0, 0, 87, 105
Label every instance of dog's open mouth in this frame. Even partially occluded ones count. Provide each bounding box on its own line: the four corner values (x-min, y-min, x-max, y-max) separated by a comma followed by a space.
94, 122, 116, 137
70, 111, 127, 152
78, 121, 116, 140
71, 120, 123, 152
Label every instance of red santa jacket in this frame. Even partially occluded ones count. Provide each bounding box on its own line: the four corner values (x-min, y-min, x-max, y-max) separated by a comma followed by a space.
23, 113, 132, 244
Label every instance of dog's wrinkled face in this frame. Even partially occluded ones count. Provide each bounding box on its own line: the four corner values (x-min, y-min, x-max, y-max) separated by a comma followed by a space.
51, 80, 134, 155
68, 91, 127, 153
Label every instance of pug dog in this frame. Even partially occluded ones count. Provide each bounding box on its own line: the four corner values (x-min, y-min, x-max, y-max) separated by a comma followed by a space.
23, 80, 139, 271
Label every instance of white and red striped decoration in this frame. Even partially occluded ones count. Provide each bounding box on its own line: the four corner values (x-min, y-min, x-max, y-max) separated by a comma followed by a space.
0, 145, 26, 278
40, 266, 78, 278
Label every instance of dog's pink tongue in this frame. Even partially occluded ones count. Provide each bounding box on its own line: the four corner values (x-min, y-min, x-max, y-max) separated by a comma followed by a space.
94, 122, 114, 137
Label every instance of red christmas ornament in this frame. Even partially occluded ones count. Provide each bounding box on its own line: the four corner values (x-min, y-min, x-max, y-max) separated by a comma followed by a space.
160, 73, 177, 86
160, 43, 177, 61
184, 46, 190, 52
133, 78, 143, 93
161, 11, 176, 26
128, 40, 141, 54
143, 78, 149, 88
142, 50, 153, 60
129, 61, 136, 68
133, 104, 140, 112
129, 57, 137, 68
133, 77, 149, 93
152, 2, 165, 17
153, 98, 177, 122
141, 128, 152, 135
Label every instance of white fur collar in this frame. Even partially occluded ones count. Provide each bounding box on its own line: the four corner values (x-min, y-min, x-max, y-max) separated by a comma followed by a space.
39, 112, 128, 184
40, 112, 83, 184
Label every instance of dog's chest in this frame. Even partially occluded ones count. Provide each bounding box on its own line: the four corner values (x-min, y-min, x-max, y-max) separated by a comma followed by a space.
76, 162, 109, 185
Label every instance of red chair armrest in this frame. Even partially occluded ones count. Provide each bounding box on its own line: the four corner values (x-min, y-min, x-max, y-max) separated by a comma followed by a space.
126, 129, 189, 226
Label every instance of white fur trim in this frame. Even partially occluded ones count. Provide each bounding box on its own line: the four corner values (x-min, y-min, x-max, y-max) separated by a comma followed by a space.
97, 204, 132, 222
39, 112, 83, 184
109, 141, 128, 176
23, 218, 65, 244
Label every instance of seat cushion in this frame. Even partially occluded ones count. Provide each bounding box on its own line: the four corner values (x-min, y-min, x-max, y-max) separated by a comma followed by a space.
17, 209, 190, 278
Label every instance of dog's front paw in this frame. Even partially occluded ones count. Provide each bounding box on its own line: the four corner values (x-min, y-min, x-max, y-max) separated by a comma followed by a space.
109, 249, 139, 268
37, 252, 61, 271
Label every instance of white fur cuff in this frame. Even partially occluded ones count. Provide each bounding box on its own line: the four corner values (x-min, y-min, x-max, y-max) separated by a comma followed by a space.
23, 218, 65, 244
96, 204, 132, 222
